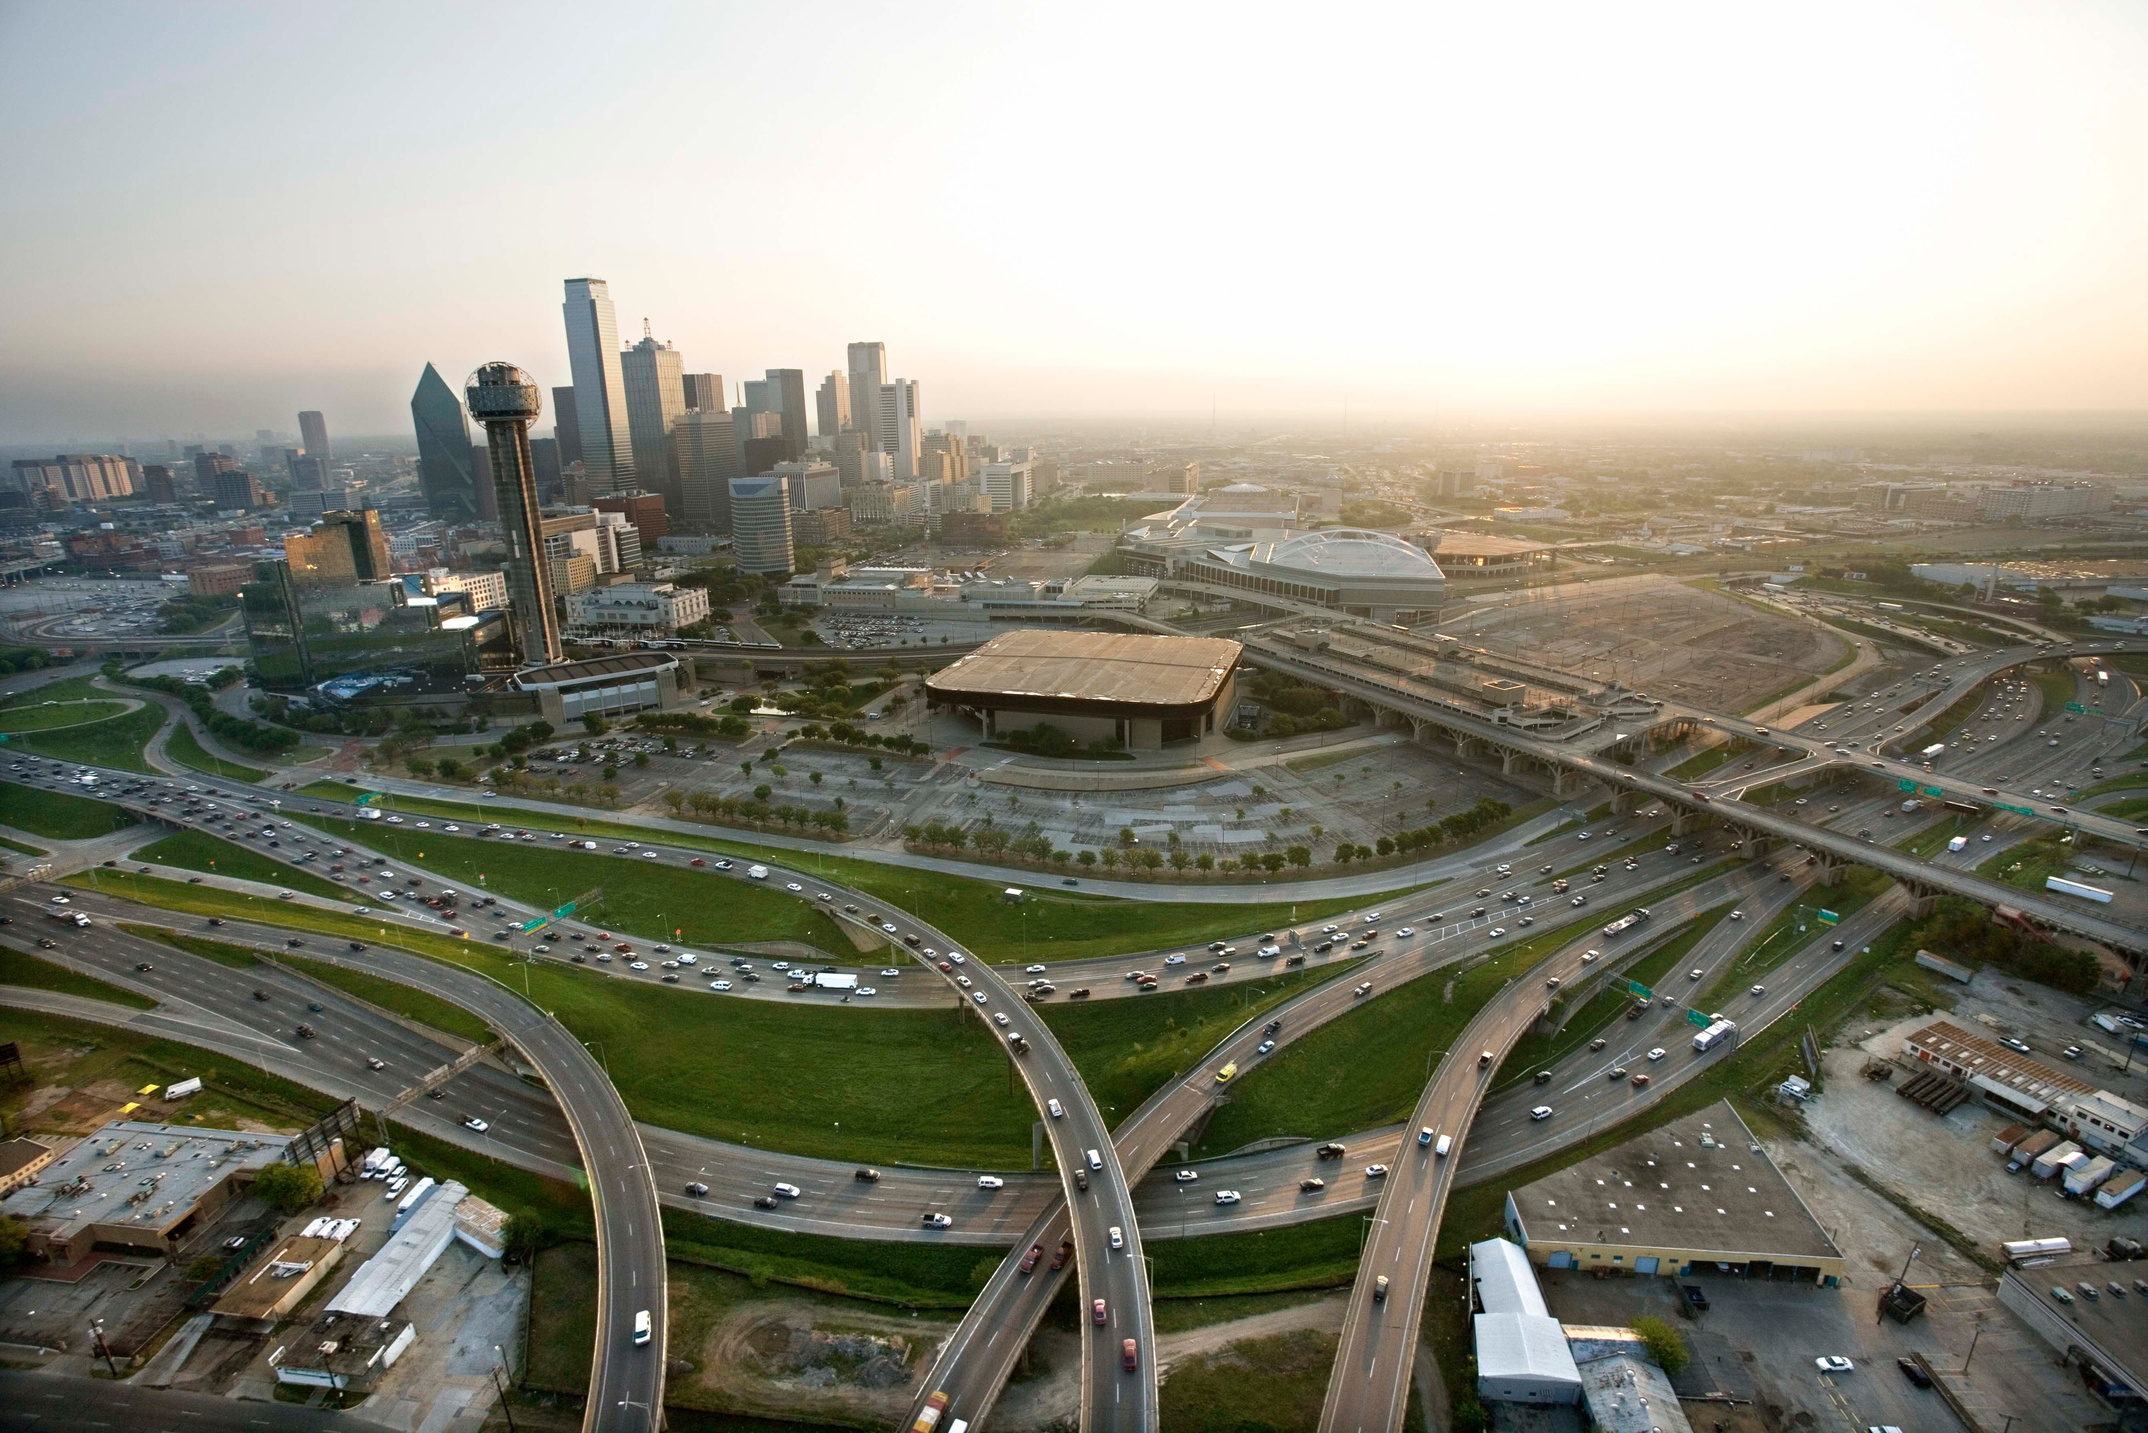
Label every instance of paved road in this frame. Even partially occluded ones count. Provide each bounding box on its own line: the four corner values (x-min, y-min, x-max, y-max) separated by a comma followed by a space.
2, 1367, 399, 1433
1246, 638, 2148, 953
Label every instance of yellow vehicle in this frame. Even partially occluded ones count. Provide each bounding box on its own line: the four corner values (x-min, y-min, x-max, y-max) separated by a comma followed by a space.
1214, 1061, 1239, 1084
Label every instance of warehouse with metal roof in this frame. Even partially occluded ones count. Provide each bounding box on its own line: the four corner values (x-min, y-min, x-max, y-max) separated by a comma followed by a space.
1470, 1237, 1582, 1405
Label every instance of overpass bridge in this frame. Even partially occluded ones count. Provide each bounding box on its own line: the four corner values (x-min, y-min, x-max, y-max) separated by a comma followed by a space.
1241, 637, 2148, 956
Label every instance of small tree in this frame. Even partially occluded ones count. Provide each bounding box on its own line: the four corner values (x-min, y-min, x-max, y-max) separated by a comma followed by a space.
663, 790, 685, 812
1078, 849, 1097, 868
503, 1212, 548, 1262
1101, 848, 1120, 869
251, 1162, 323, 1213
1632, 1315, 1688, 1376
1195, 852, 1214, 871
185, 1253, 226, 1282
1286, 845, 1311, 868
582, 713, 609, 735
1259, 852, 1285, 873
1335, 843, 1356, 864
632, 752, 650, 768
406, 757, 435, 779
1169, 850, 1191, 871
754, 784, 773, 801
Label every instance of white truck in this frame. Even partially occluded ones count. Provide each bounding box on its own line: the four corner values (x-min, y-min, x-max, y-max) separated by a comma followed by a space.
2046, 875, 2114, 904
1919, 743, 1945, 763
1947, 836, 1969, 852
747, 865, 770, 880
1601, 907, 1651, 938
1692, 1019, 1737, 1053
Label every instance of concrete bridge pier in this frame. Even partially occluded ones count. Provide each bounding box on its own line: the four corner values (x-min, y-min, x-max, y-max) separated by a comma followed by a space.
1668, 808, 1711, 837
1456, 735, 1487, 761
1611, 788, 1649, 816
1552, 768, 1589, 799
1809, 856, 1846, 887
1500, 749, 1523, 776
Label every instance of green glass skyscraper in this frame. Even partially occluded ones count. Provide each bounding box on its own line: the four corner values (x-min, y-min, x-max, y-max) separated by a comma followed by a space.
411, 362, 479, 521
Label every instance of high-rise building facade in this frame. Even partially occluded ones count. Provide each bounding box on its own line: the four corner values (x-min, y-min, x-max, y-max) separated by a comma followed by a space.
213, 470, 268, 509
874, 379, 923, 479
8, 454, 138, 504
284, 509, 391, 586
297, 410, 330, 462
980, 459, 1035, 513
143, 465, 177, 504
596, 492, 669, 543
621, 324, 686, 511
681, 373, 724, 413
465, 362, 561, 667
561, 278, 635, 494
830, 431, 869, 487
846, 343, 886, 442
551, 386, 582, 466
815, 371, 849, 438
728, 474, 796, 576
674, 408, 739, 532
411, 362, 480, 522
766, 369, 808, 461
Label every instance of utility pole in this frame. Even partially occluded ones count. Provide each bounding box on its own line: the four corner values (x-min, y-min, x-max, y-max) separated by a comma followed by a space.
492, 1346, 519, 1433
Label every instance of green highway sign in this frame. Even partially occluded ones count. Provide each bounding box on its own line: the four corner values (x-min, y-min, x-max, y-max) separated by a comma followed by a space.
2067, 701, 2087, 714
1627, 980, 1653, 1000
1922, 785, 1943, 797
1898, 779, 1916, 792
2000, 802, 2035, 816
1687, 1008, 1711, 1028
1818, 909, 1840, 925
355, 792, 378, 806
520, 915, 550, 933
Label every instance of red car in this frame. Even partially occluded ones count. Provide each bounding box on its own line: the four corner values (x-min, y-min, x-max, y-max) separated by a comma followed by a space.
690, 858, 706, 867
1019, 1243, 1042, 1274
1092, 1298, 1107, 1325
1122, 1339, 1139, 1372
1050, 1239, 1074, 1271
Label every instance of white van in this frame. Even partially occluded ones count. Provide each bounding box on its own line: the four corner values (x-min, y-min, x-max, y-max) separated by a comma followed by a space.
633, 1309, 651, 1345
1086, 1148, 1103, 1170
748, 865, 770, 880
1434, 1134, 1453, 1158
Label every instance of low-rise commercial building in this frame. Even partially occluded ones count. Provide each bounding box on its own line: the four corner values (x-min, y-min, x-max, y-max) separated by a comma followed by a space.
1470, 1237, 1582, 1405
511, 650, 682, 727
1905, 1020, 2095, 1123
564, 581, 710, 638
0, 1137, 55, 1196
0, 1122, 294, 1266
210, 1233, 347, 1331
1504, 1101, 1843, 1285
1997, 1256, 2147, 1407
926, 629, 1239, 750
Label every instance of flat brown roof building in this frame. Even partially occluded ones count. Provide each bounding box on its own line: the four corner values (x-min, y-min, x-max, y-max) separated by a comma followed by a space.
926, 629, 1242, 751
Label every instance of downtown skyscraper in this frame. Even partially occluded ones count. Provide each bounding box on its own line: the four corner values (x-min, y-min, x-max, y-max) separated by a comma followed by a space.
846, 342, 887, 443
410, 362, 479, 521
297, 410, 330, 462
562, 278, 634, 494
621, 322, 686, 512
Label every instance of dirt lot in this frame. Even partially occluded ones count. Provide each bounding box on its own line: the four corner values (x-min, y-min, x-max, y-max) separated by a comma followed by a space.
1458, 577, 1850, 715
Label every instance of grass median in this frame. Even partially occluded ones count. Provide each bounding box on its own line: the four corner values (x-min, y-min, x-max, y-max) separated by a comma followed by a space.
166, 724, 271, 782
0, 780, 134, 840
0, 699, 128, 733
0, 944, 155, 1009
296, 809, 1405, 963
291, 817, 856, 953
1190, 914, 1600, 1157
130, 829, 353, 902
1040, 958, 1365, 1121
9, 700, 167, 773
66, 868, 1044, 1167
124, 924, 259, 967
281, 952, 495, 1044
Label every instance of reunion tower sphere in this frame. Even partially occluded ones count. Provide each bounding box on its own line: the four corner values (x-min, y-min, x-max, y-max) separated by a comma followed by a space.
464, 361, 542, 422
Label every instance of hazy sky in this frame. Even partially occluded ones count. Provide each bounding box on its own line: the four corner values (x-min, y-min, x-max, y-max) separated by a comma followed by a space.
3, 1, 2145, 444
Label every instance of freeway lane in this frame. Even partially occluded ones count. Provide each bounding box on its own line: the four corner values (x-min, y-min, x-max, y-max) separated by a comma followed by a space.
1246, 638, 2148, 953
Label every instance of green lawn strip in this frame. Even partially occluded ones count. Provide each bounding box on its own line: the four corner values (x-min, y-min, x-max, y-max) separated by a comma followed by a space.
1283, 748, 1369, 775
2099, 796, 2148, 819
1040, 960, 1365, 1122
1439, 919, 1923, 1260
524, 1243, 600, 1396
130, 829, 353, 902
1525, 820, 1581, 847
166, 723, 270, 782
1149, 1288, 1336, 1335
293, 817, 853, 953
10, 700, 168, 773
0, 781, 134, 839
0, 1005, 334, 1133
0, 700, 129, 733
123, 923, 260, 968
295, 809, 1414, 965
1894, 815, 1976, 860
0, 835, 45, 857
1494, 906, 1734, 1089
297, 781, 492, 821
66, 868, 1044, 1167
1695, 868, 1888, 1010
280, 953, 494, 1044
2031, 668, 2076, 716
1191, 913, 1602, 1157
1157, 1328, 1340, 1433
0, 944, 156, 1009
1666, 742, 1749, 781
2081, 772, 2148, 800
0, 676, 106, 708
1151, 1209, 1369, 1296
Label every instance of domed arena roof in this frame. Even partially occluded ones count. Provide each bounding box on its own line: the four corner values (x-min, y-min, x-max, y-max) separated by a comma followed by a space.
1266, 528, 1442, 579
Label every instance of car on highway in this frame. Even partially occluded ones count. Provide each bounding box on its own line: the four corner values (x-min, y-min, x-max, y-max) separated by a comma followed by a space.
922, 1213, 952, 1228
1108, 1225, 1124, 1249
971, 991, 987, 1005
1300, 1178, 1326, 1192
1047, 1098, 1064, 1118
1214, 1190, 1241, 1205
1750, 984, 1766, 996
772, 1182, 802, 1198
464, 1117, 489, 1132
978, 1175, 1004, 1189
710, 979, 732, 991
1122, 1338, 1139, 1372
1174, 1169, 1199, 1182
1353, 982, 1373, 997
685, 1181, 708, 1196
1317, 1142, 1347, 1158
2001, 1037, 2032, 1054
1257, 1039, 1275, 1055
1364, 1164, 1389, 1178
1814, 1356, 1854, 1374
1397, 926, 1414, 937
1897, 1357, 1932, 1388
1093, 1298, 1108, 1324
1530, 1106, 1553, 1121
1647, 1047, 1667, 1061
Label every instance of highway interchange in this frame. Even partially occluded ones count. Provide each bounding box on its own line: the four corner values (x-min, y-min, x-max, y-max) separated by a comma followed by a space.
3, 635, 2146, 1433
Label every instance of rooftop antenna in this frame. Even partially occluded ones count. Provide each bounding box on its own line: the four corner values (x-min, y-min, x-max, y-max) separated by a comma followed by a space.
642, 318, 652, 340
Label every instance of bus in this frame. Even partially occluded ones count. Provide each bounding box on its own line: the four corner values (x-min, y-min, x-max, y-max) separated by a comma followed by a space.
1602, 907, 1652, 938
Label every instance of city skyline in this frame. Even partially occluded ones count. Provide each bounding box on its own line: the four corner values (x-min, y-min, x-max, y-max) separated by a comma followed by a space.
2, 2, 2146, 445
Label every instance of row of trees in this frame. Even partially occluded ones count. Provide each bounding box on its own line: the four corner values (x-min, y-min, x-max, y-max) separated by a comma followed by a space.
664, 785, 849, 833
119, 667, 300, 753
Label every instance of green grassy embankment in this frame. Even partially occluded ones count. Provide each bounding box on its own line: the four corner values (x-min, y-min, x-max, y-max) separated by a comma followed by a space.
166, 723, 271, 782
0, 700, 128, 733
296, 809, 1415, 964
280, 953, 495, 1044
1190, 913, 1600, 1156
129, 829, 354, 902
0, 781, 134, 840
8, 699, 167, 773
0, 945, 156, 1009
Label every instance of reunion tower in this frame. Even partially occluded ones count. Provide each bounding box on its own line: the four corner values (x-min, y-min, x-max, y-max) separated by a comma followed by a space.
464, 362, 562, 668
